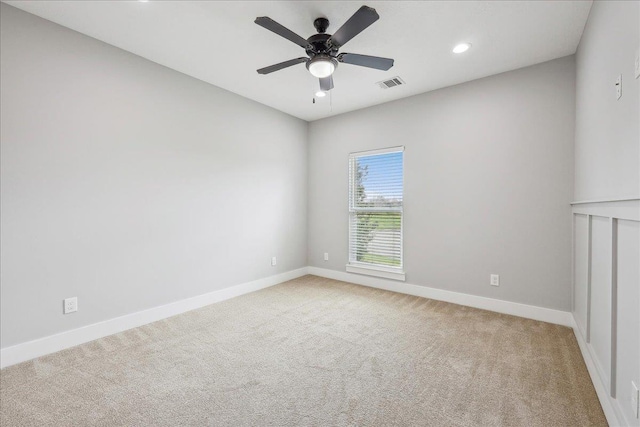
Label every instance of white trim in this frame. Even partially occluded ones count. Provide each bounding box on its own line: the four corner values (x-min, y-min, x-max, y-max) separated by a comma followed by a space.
571, 196, 640, 205
586, 214, 593, 342
574, 317, 588, 343
308, 267, 572, 327
609, 218, 618, 398
348, 145, 404, 158
346, 263, 406, 281
571, 315, 627, 427
0, 267, 309, 369
572, 199, 640, 222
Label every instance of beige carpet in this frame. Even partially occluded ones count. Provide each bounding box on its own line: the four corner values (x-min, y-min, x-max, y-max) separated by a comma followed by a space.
1, 275, 606, 426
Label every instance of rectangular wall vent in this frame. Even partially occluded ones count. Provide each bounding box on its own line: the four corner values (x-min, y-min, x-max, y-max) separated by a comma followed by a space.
377, 77, 405, 89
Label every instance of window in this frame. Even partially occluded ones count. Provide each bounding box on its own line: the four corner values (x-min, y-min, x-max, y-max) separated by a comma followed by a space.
348, 146, 405, 281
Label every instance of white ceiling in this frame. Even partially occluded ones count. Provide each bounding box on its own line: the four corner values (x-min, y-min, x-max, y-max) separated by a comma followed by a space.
5, 0, 592, 122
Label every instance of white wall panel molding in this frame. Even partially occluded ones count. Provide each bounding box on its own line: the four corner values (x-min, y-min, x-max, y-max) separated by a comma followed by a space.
572, 197, 640, 205
571, 199, 640, 222
572, 214, 590, 340
572, 198, 640, 426
587, 215, 593, 343
609, 217, 618, 399
614, 219, 640, 426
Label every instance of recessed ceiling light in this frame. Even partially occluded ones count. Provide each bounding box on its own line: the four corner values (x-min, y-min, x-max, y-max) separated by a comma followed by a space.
139, 0, 149, 2
315, 91, 327, 98
452, 43, 472, 54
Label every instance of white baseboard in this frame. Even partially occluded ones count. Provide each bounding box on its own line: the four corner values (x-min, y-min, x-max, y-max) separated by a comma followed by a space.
307, 267, 573, 327
0, 267, 309, 369
571, 315, 629, 427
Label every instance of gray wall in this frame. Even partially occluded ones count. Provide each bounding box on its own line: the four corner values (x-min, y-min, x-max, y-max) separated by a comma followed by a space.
572, 2, 639, 426
308, 56, 576, 311
0, 4, 308, 348
574, 0, 640, 201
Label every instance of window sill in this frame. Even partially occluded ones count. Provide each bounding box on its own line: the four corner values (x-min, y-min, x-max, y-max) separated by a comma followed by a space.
346, 263, 406, 281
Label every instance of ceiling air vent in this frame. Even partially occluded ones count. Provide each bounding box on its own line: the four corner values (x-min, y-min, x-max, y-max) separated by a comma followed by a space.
377, 77, 405, 89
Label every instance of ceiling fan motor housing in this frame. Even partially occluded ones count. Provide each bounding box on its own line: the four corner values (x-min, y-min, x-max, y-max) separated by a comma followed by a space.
305, 33, 337, 57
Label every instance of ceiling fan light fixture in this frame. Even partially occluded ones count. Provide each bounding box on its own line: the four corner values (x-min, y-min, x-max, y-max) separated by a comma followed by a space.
306, 55, 337, 78
315, 91, 327, 97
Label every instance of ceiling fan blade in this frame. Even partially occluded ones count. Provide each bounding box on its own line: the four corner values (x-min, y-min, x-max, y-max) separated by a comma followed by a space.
255, 17, 311, 49
257, 57, 308, 75
319, 75, 334, 91
337, 53, 394, 70
329, 6, 379, 48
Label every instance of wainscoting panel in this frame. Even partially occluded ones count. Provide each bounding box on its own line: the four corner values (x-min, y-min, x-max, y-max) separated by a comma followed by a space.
616, 219, 640, 425
590, 216, 612, 388
571, 198, 640, 427
573, 214, 590, 337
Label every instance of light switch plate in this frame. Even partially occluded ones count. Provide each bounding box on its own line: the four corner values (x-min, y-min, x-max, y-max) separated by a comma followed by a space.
635, 48, 640, 79
615, 74, 622, 100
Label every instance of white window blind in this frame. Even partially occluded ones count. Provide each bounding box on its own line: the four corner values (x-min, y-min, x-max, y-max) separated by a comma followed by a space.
348, 147, 404, 274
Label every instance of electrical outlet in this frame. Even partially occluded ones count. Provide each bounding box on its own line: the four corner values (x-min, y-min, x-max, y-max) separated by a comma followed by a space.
490, 274, 500, 287
615, 74, 622, 100
632, 381, 639, 419
63, 297, 78, 314
271, 256, 277, 266
324, 252, 329, 261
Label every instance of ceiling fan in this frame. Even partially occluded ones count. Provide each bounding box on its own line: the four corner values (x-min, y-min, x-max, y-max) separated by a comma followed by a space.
255, 5, 394, 92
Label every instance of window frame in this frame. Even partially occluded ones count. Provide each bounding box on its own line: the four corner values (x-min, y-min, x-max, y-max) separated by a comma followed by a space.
347, 146, 405, 281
